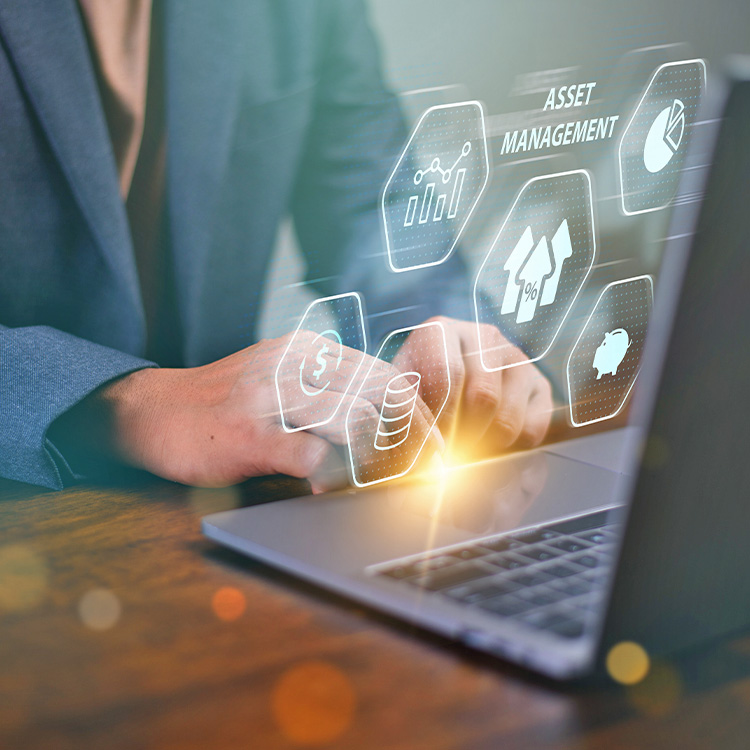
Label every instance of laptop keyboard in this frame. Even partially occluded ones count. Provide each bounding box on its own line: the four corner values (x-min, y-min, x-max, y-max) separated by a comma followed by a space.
373, 509, 620, 639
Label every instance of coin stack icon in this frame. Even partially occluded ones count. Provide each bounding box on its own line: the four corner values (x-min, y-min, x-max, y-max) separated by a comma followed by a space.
374, 372, 422, 451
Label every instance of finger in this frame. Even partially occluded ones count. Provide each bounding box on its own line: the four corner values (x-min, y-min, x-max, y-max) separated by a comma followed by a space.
295, 342, 371, 396
310, 392, 379, 445
436, 329, 466, 438
516, 376, 553, 448
454, 352, 502, 451
309, 449, 348, 495
264, 429, 334, 481
278, 379, 358, 432
486, 364, 534, 450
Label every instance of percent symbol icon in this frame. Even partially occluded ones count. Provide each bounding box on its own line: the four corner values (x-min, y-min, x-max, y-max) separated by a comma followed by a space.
523, 281, 539, 302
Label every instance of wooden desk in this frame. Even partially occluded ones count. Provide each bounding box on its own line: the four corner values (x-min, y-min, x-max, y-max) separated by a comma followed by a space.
2, 475, 750, 750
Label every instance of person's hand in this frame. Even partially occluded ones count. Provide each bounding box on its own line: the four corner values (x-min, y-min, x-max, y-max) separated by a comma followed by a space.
393, 317, 553, 462
95, 331, 436, 491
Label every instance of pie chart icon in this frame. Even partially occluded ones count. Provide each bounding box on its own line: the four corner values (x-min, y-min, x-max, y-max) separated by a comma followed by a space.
643, 98, 686, 173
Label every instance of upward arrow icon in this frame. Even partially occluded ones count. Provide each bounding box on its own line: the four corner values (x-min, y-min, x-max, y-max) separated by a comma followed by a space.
501, 219, 574, 325
516, 235, 552, 324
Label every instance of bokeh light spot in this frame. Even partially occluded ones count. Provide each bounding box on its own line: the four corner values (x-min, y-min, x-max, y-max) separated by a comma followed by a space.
271, 660, 356, 746
0, 544, 48, 612
212, 586, 246, 622
606, 640, 651, 685
628, 660, 683, 717
78, 588, 122, 631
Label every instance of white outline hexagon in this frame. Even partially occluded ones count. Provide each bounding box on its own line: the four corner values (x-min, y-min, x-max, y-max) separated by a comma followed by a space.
381, 100, 490, 273
618, 59, 707, 217
345, 320, 450, 488
566, 275, 654, 427
473, 169, 597, 373
275, 292, 367, 434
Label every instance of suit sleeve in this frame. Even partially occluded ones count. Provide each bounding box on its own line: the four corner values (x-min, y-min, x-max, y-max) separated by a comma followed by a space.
290, 0, 473, 349
0, 324, 155, 489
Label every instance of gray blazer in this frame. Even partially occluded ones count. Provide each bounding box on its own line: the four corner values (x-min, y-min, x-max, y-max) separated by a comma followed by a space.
0, 0, 470, 488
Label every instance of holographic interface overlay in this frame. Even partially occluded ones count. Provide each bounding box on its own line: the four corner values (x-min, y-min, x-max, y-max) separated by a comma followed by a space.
619, 59, 706, 215
474, 170, 596, 372
382, 101, 489, 272
276, 292, 367, 433
567, 276, 654, 427
345, 321, 450, 488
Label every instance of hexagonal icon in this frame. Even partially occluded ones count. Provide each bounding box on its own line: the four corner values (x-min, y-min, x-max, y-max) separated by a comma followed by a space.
382, 101, 489, 273
567, 275, 654, 427
345, 321, 450, 487
474, 170, 596, 372
618, 59, 706, 216
275, 292, 367, 433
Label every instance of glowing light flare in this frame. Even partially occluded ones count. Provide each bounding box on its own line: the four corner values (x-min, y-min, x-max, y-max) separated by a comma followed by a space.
78, 588, 122, 631
606, 641, 650, 685
627, 660, 683, 717
212, 586, 247, 622
271, 660, 356, 746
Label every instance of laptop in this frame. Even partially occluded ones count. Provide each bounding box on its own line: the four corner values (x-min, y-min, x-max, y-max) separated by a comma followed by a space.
202, 61, 750, 680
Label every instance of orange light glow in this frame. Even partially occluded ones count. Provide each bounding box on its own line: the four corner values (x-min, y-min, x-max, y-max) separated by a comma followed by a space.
211, 586, 246, 622
271, 660, 356, 746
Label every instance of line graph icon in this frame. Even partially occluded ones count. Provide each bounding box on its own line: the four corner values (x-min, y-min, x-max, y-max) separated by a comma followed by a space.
382, 101, 489, 272
404, 142, 470, 227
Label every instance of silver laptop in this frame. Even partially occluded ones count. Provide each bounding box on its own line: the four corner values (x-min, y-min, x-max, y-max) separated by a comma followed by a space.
203, 62, 750, 680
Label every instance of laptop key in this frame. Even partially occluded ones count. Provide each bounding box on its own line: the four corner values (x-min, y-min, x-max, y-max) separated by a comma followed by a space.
573, 554, 600, 569
550, 537, 590, 553
448, 546, 488, 561
381, 555, 456, 579
576, 531, 609, 545
479, 595, 536, 617
485, 554, 531, 571
544, 563, 581, 579
481, 538, 524, 553
418, 563, 494, 591
518, 588, 567, 607
549, 619, 586, 638
380, 564, 416, 580
510, 570, 553, 587
411, 556, 458, 574
518, 610, 569, 630
445, 580, 521, 604
553, 579, 592, 596
518, 545, 563, 562
511, 529, 560, 544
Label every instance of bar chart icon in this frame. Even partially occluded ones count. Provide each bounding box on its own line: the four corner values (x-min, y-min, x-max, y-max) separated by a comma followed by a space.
403, 142, 470, 227
374, 372, 422, 451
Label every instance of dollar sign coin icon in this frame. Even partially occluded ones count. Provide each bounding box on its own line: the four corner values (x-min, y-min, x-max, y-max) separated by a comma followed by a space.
313, 343, 329, 380
298, 330, 343, 397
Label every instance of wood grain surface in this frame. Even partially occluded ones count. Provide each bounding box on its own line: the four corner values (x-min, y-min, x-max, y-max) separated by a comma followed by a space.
1, 474, 750, 750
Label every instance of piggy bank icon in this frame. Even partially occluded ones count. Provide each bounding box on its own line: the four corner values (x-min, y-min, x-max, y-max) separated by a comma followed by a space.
593, 328, 631, 379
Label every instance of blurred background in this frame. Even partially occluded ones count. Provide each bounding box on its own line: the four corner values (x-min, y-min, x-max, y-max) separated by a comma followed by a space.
259, 0, 750, 402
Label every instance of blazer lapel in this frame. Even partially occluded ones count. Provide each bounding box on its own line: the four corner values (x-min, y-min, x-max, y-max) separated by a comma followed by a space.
0, 0, 143, 321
